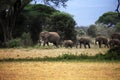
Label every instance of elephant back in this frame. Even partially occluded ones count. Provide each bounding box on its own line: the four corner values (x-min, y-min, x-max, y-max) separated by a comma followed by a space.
109, 39, 120, 47
111, 33, 120, 40
79, 37, 91, 43
48, 32, 60, 42
95, 36, 108, 43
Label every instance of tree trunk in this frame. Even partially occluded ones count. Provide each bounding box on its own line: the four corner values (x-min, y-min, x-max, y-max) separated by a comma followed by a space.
0, 0, 31, 45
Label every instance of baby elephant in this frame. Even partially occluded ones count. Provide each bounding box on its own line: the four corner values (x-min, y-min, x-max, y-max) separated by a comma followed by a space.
63, 40, 73, 48
109, 39, 120, 48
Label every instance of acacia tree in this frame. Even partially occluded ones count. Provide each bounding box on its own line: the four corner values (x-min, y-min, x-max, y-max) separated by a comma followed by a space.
23, 4, 58, 44
49, 12, 76, 41
96, 12, 120, 27
0, 0, 68, 44
87, 25, 97, 37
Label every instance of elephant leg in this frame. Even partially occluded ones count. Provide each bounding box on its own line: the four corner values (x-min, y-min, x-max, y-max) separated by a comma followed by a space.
106, 44, 109, 48
76, 43, 78, 48
98, 42, 101, 48
43, 42, 46, 46
88, 44, 90, 48
53, 42, 59, 48
104, 44, 106, 48
80, 43, 82, 48
46, 42, 49, 46
70, 45, 72, 48
84, 44, 86, 48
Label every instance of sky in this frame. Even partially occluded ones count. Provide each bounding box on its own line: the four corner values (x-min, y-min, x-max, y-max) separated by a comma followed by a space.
56, 0, 117, 26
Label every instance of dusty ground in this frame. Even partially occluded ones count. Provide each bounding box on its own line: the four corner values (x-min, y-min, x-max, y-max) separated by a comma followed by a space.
0, 62, 120, 80
0, 48, 108, 59
0, 48, 119, 80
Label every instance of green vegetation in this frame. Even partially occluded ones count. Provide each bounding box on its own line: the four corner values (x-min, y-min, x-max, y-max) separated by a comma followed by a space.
50, 12, 76, 41
87, 25, 97, 37
0, 0, 69, 44
5, 38, 22, 48
0, 4, 76, 47
96, 12, 120, 27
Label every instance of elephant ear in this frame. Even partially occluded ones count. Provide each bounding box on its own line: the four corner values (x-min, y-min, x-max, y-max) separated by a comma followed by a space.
40, 31, 49, 38
44, 31, 50, 38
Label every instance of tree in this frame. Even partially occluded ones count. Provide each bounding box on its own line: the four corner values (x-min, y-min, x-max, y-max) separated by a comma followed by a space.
0, 0, 31, 43
0, 0, 69, 45
116, 0, 120, 17
49, 12, 76, 41
23, 4, 58, 44
115, 22, 120, 32
75, 28, 86, 37
87, 25, 97, 37
96, 12, 120, 27
96, 24, 115, 37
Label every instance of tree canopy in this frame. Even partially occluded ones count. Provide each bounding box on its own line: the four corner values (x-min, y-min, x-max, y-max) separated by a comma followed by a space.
96, 12, 120, 27
49, 12, 76, 41
0, 0, 69, 46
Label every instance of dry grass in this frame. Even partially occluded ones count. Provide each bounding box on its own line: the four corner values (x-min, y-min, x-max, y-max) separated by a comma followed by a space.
0, 48, 119, 80
0, 62, 120, 80
0, 48, 108, 59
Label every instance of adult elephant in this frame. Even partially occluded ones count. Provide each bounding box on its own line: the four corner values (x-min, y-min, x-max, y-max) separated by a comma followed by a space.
39, 31, 60, 47
76, 37, 91, 48
111, 33, 120, 40
63, 40, 73, 48
95, 36, 109, 48
109, 39, 120, 48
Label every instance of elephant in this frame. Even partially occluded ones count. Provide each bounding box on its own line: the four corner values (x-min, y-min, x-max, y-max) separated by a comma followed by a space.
76, 37, 91, 48
95, 36, 109, 48
63, 40, 73, 48
109, 39, 120, 48
39, 31, 60, 47
111, 33, 120, 40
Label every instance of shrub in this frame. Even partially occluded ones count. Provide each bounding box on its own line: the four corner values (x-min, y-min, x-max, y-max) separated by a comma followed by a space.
5, 38, 22, 48
104, 47, 120, 60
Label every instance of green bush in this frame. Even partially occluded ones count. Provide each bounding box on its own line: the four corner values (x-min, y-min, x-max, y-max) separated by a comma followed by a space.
104, 47, 120, 60
5, 38, 22, 48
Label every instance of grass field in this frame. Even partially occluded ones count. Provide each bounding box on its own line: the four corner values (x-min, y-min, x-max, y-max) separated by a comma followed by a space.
0, 62, 120, 80
0, 47, 120, 80
0, 47, 108, 59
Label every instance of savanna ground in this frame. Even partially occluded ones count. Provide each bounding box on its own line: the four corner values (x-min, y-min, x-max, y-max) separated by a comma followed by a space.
0, 47, 120, 80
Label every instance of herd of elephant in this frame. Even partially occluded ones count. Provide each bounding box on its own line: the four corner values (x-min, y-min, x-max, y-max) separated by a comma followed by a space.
39, 31, 120, 48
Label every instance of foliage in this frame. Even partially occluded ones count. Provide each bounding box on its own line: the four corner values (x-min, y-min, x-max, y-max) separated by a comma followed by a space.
50, 12, 76, 41
96, 12, 120, 27
16, 4, 58, 44
104, 47, 120, 60
0, 0, 32, 43
115, 22, 120, 32
5, 38, 23, 48
87, 25, 97, 37
0, 0, 69, 45
21, 32, 32, 47
95, 24, 115, 37
76, 28, 86, 37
